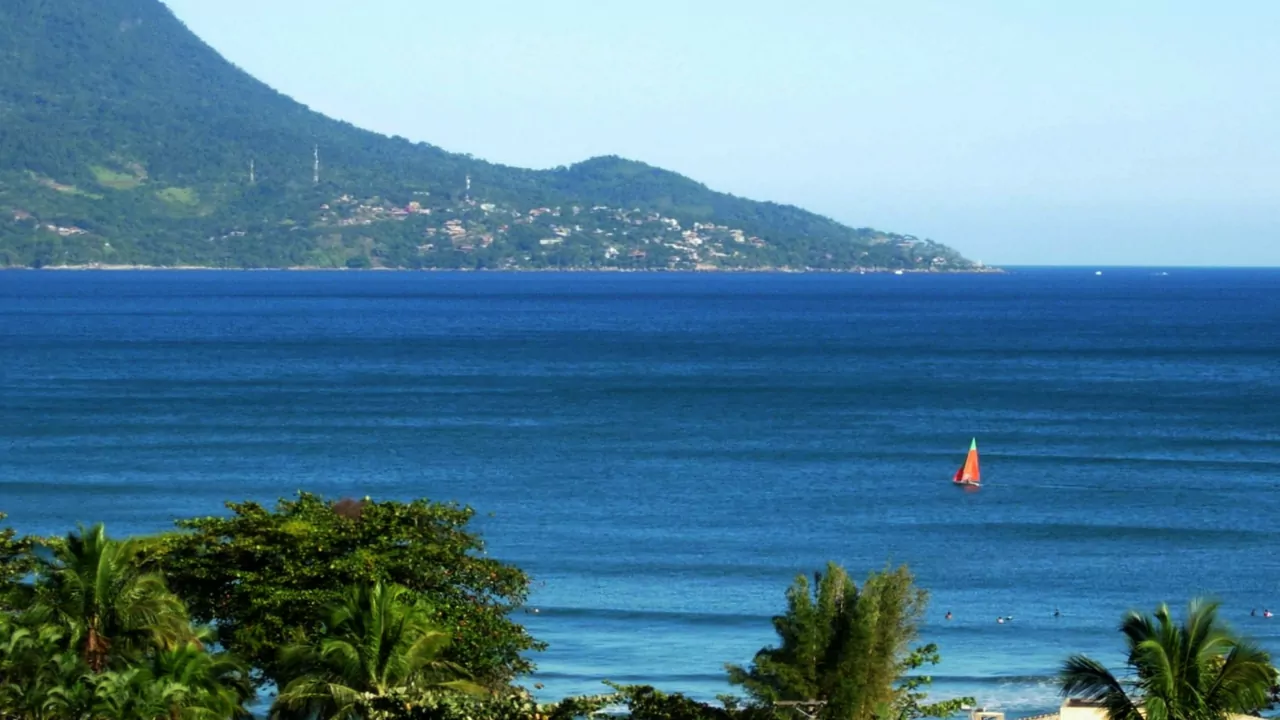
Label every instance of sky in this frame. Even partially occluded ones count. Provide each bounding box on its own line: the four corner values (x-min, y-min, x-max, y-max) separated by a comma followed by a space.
161, 0, 1280, 266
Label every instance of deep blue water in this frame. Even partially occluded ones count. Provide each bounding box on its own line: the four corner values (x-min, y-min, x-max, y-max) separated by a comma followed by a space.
2, 268, 1279, 715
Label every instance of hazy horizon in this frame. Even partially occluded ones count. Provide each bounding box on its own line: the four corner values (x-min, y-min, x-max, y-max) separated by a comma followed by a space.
162, 0, 1280, 267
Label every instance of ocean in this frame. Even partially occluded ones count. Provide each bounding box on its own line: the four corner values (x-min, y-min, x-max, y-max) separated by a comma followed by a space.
2, 268, 1279, 715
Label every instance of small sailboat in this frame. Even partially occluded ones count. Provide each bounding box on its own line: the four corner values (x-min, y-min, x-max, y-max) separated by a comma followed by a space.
953, 438, 981, 488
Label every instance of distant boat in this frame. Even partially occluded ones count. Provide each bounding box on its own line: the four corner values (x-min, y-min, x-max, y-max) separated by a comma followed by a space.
953, 438, 981, 488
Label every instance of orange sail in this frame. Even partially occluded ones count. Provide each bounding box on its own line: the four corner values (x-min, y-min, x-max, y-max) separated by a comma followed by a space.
953, 438, 980, 486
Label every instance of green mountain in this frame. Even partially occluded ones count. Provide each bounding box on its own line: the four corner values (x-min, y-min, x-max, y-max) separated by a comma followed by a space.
0, 0, 981, 271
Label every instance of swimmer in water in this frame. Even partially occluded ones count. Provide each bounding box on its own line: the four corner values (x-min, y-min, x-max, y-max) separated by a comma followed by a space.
997, 616, 1005, 624
945, 611, 952, 620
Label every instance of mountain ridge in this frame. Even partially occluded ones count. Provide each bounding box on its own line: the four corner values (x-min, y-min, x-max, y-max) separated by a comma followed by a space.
0, 0, 986, 271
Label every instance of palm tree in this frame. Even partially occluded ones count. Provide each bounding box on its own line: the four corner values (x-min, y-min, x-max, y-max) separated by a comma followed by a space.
41, 660, 98, 720
271, 581, 481, 720
4, 527, 253, 720
35, 523, 192, 672
143, 637, 254, 720
1060, 599, 1276, 720
0, 611, 82, 720
87, 668, 173, 720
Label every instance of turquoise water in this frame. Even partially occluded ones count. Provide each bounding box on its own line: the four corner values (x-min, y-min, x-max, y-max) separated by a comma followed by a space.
2, 268, 1279, 714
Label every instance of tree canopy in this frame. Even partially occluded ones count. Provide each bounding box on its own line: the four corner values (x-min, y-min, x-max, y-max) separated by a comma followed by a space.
1060, 599, 1276, 720
272, 581, 483, 720
727, 563, 969, 720
2, 504, 1009, 720
34, 523, 194, 673
147, 493, 542, 690
0, 523, 254, 720
0, 513, 33, 607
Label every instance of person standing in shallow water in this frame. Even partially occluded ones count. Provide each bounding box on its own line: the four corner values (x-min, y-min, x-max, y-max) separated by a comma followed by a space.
945, 611, 952, 620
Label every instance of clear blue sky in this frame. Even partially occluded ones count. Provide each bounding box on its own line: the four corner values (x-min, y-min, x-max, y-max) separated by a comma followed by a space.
163, 0, 1280, 266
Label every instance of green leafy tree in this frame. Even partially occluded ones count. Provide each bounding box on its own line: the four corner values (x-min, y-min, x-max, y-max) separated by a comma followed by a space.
343, 685, 618, 720
271, 581, 481, 720
2, 530, 253, 720
84, 668, 174, 720
34, 523, 193, 673
142, 637, 255, 720
39, 656, 101, 720
1060, 599, 1276, 720
150, 493, 542, 689
77, 664, 246, 720
1, 623, 252, 720
604, 683, 777, 720
878, 645, 973, 720
349, 683, 776, 720
0, 512, 34, 607
727, 563, 963, 720
0, 612, 50, 712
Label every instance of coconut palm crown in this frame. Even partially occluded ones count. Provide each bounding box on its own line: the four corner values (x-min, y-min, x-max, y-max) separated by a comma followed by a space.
271, 581, 482, 720
1060, 599, 1276, 720
34, 523, 193, 672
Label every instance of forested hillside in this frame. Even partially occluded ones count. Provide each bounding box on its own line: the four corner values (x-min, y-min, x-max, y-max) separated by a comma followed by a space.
0, 0, 980, 270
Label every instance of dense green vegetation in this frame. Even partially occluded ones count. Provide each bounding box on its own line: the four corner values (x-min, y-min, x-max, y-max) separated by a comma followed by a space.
9, 495, 1272, 720
0, 514, 31, 603
1059, 600, 1277, 720
0, 522, 254, 719
0, 0, 981, 271
1, 494, 972, 720
146, 494, 539, 690
271, 581, 484, 719
727, 564, 969, 720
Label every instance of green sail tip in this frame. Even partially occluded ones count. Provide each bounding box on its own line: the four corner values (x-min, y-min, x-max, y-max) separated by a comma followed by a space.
970, 438, 978, 450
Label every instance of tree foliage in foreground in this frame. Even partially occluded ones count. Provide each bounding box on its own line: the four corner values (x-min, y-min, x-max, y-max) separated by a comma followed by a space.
35, 523, 194, 673
727, 563, 970, 720
0, 512, 33, 609
1060, 598, 1276, 720
148, 493, 543, 689
2, 512, 989, 720
348, 683, 776, 720
272, 581, 483, 720
0, 523, 253, 720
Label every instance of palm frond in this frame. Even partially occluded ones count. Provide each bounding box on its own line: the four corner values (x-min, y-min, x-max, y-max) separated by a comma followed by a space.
1061, 654, 1141, 716
1066, 599, 1278, 720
